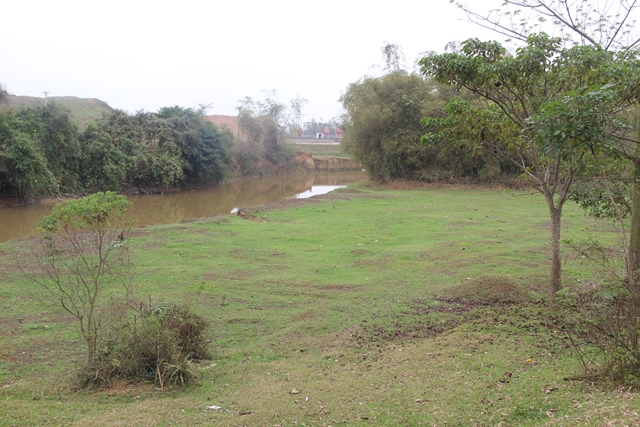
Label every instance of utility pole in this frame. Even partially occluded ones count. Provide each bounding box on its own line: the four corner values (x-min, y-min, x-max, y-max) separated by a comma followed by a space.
43, 91, 49, 106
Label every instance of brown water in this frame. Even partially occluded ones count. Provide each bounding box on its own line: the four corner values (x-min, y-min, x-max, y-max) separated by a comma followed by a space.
0, 173, 365, 243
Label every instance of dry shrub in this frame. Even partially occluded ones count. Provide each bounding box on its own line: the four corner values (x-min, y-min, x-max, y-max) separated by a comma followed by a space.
81, 301, 209, 388
561, 279, 640, 386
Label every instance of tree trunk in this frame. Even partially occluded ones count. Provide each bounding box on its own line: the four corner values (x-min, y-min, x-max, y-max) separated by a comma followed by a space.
85, 315, 95, 368
547, 198, 563, 310
630, 158, 640, 276
86, 335, 95, 368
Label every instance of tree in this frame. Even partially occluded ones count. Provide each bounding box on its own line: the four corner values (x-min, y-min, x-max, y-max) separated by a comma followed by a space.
381, 42, 406, 73
24, 192, 132, 367
0, 111, 56, 197
431, 0, 640, 306
420, 34, 638, 307
157, 106, 233, 185
78, 125, 131, 192
451, 0, 640, 51
341, 70, 437, 181
85, 109, 183, 192
341, 42, 513, 182
236, 94, 293, 165
17, 104, 82, 193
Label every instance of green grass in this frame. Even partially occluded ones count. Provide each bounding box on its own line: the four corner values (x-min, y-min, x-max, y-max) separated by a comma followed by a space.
290, 142, 348, 159
0, 183, 637, 426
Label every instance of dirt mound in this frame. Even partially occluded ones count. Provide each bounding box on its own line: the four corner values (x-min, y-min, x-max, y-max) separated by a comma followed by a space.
442, 274, 530, 305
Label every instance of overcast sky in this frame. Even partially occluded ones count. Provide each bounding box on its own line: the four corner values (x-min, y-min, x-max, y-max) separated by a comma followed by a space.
2, 0, 503, 122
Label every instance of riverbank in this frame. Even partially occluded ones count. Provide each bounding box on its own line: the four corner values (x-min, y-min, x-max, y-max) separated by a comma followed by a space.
0, 183, 636, 426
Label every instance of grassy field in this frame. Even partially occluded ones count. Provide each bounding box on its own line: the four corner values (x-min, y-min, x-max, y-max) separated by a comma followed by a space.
0, 182, 637, 426
291, 142, 348, 159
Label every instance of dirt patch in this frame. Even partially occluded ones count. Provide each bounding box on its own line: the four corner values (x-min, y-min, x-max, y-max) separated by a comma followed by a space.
96, 379, 157, 396
201, 215, 230, 223
320, 284, 361, 292
227, 318, 259, 324
127, 228, 152, 238
441, 274, 530, 305
291, 311, 317, 321
352, 314, 463, 348
353, 259, 372, 266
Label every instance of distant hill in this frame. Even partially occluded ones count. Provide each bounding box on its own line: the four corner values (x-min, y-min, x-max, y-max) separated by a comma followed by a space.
0, 95, 113, 129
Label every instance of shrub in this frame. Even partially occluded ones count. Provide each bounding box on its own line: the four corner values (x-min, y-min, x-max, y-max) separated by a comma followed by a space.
84, 300, 209, 388
25, 192, 132, 368
561, 279, 640, 387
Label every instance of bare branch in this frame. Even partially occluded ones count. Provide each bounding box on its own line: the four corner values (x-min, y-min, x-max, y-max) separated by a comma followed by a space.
453, 0, 640, 50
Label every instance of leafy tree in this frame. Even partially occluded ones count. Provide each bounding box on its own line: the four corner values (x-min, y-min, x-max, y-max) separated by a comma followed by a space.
76, 109, 173, 192
432, 0, 640, 306
420, 34, 640, 307
341, 42, 517, 183
237, 94, 293, 165
156, 106, 232, 185
24, 192, 132, 368
341, 70, 436, 181
0, 111, 56, 197
78, 125, 131, 192
0, 102, 231, 197
17, 104, 82, 193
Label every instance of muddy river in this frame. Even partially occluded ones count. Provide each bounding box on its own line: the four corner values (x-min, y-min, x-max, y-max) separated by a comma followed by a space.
0, 173, 365, 243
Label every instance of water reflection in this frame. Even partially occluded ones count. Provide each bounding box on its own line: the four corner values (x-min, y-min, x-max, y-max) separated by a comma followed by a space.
0, 172, 364, 243
294, 185, 345, 199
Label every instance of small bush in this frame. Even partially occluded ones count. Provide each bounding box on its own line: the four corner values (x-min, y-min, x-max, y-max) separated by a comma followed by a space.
561, 280, 640, 387
82, 301, 209, 388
